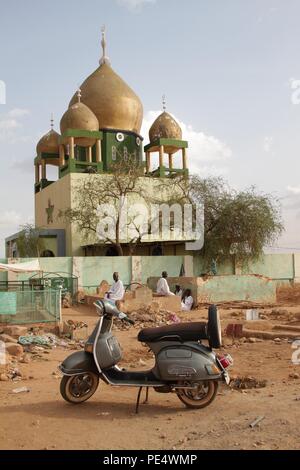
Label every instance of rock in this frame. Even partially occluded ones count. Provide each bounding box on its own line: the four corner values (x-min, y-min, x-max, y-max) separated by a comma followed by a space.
248, 337, 257, 343
271, 308, 288, 316
3, 326, 27, 338
148, 301, 160, 315
0, 334, 18, 344
274, 338, 281, 344
20, 354, 31, 364
0, 373, 9, 381
289, 372, 300, 379
5, 343, 24, 357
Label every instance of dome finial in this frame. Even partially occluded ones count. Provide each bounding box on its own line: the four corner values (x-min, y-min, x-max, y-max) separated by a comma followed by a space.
77, 87, 82, 103
100, 25, 111, 66
50, 113, 54, 130
162, 94, 167, 112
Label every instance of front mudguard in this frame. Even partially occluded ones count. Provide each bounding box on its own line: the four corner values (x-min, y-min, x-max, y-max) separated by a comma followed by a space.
59, 351, 99, 376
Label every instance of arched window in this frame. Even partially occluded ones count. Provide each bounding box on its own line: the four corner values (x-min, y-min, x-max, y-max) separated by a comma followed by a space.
41, 250, 55, 257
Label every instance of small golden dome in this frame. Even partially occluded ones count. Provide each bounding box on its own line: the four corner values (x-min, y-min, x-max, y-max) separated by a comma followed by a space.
36, 129, 60, 155
60, 95, 99, 147
149, 111, 182, 143
69, 62, 143, 134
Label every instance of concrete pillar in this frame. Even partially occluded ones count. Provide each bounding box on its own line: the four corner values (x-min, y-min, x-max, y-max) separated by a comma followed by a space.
168, 153, 173, 169
131, 256, 142, 284
294, 253, 300, 281
41, 160, 46, 179
59, 145, 65, 166
146, 151, 150, 172
184, 255, 194, 277
86, 146, 92, 163
69, 137, 75, 159
159, 145, 164, 167
35, 164, 40, 184
182, 148, 187, 169
96, 139, 102, 163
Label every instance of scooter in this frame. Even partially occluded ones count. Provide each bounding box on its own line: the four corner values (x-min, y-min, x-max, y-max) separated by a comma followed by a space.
59, 300, 233, 412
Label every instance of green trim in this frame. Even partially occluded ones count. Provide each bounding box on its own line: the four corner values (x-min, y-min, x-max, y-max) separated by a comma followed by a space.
59, 160, 103, 178
60, 129, 103, 140
144, 139, 188, 152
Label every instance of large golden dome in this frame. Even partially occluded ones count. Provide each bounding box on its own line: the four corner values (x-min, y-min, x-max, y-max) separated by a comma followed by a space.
149, 111, 182, 142
69, 62, 143, 134
36, 129, 60, 155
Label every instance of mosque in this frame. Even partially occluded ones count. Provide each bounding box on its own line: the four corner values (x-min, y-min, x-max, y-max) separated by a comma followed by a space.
5, 30, 192, 258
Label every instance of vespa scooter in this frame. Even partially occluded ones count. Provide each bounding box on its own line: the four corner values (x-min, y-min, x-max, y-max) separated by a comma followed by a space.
59, 300, 232, 412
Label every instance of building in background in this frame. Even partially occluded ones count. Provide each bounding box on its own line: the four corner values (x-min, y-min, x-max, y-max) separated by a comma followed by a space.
5, 30, 192, 258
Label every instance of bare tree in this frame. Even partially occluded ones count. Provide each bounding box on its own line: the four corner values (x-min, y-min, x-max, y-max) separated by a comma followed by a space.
60, 155, 154, 255
16, 223, 45, 258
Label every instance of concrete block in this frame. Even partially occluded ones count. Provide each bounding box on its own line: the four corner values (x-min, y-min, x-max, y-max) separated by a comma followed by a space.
152, 294, 182, 312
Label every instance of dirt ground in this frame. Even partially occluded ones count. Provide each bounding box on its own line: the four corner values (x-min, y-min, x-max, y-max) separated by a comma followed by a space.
1, 304, 300, 450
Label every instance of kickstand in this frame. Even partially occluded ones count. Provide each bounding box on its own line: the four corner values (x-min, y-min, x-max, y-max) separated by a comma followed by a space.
135, 387, 150, 414
143, 387, 149, 404
135, 387, 143, 414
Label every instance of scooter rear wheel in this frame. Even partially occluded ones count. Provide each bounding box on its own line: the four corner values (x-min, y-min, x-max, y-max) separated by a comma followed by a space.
60, 373, 99, 404
176, 380, 218, 409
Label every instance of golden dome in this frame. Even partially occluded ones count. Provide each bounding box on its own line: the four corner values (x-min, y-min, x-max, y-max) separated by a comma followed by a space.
60, 95, 99, 147
69, 62, 143, 134
36, 129, 60, 155
149, 111, 182, 142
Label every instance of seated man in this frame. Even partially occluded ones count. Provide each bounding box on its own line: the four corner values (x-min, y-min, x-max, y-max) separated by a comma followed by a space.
156, 271, 174, 296
174, 284, 183, 297
105, 272, 125, 305
181, 289, 194, 311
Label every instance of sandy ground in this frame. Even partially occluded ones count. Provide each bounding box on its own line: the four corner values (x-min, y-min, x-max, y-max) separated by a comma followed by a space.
1, 305, 300, 450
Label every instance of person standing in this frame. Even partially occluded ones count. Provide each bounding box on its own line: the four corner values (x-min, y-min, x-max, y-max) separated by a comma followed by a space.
156, 271, 174, 296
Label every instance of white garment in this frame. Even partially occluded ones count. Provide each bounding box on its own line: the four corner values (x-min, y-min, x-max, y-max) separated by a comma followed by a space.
106, 279, 125, 302
181, 296, 194, 311
175, 289, 183, 297
156, 277, 174, 296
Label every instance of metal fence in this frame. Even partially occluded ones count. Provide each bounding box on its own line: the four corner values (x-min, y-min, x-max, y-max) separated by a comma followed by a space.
0, 289, 61, 324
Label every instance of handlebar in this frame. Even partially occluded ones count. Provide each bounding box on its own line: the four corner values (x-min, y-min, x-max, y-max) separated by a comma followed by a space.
118, 312, 135, 325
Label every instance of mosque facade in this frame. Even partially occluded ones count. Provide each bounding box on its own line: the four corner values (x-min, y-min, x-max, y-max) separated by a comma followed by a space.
5, 31, 192, 258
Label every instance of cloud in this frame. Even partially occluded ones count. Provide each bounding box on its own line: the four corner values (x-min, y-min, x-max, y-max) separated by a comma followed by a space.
116, 0, 156, 10
141, 110, 232, 176
0, 211, 22, 228
263, 136, 273, 153
0, 108, 30, 143
8, 108, 30, 118
287, 185, 300, 195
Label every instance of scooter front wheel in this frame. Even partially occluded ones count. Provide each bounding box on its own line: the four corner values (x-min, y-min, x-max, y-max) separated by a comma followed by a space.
60, 373, 99, 404
176, 380, 218, 409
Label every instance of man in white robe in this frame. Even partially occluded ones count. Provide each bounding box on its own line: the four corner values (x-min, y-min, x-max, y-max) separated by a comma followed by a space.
156, 271, 175, 296
105, 272, 125, 304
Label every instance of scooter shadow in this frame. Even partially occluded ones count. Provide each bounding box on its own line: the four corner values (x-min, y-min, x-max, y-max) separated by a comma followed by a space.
3, 396, 188, 421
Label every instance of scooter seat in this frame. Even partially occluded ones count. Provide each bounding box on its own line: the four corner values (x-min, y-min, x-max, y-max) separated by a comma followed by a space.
137, 321, 207, 343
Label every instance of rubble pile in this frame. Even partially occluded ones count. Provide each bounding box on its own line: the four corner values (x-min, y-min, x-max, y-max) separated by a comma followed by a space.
230, 375, 267, 390
0, 323, 86, 382
114, 302, 181, 331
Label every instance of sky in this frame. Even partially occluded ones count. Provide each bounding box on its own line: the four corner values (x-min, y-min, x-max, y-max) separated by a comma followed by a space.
1, 0, 300, 256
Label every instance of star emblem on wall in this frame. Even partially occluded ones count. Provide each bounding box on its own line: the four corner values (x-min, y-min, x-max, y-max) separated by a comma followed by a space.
46, 199, 54, 224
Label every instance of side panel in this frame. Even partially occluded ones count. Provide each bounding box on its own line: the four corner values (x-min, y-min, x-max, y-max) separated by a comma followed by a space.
60, 351, 98, 375
152, 343, 220, 381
